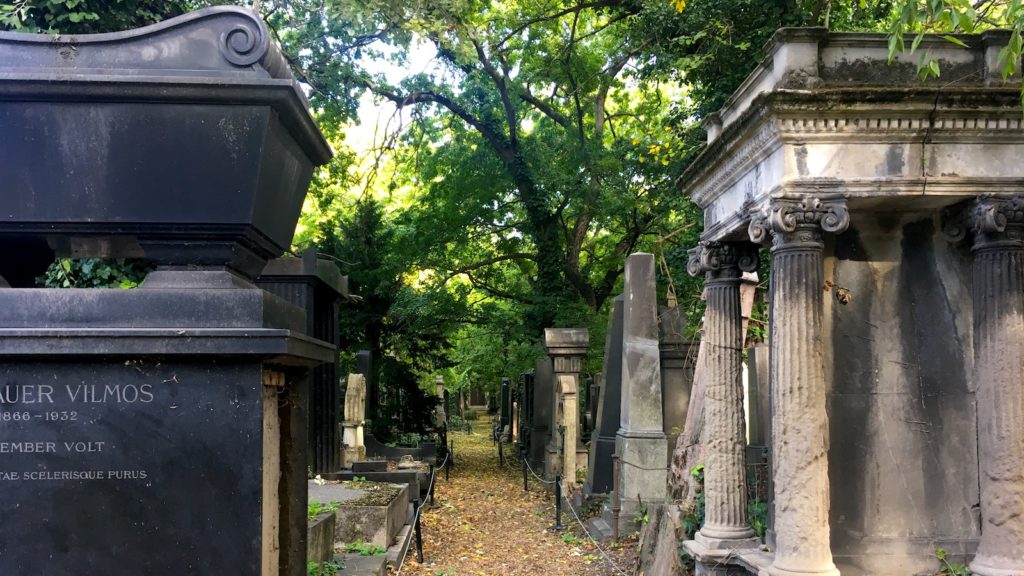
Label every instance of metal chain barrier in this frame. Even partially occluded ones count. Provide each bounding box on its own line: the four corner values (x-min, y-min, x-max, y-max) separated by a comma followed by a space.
563, 496, 630, 576
522, 453, 556, 485
618, 458, 670, 472
394, 449, 450, 575
514, 445, 631, 576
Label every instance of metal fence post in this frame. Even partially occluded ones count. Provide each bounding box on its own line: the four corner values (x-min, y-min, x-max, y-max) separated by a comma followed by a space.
553, 474, 565, 531
611, 453, 621, 540
412, 498, 424, 563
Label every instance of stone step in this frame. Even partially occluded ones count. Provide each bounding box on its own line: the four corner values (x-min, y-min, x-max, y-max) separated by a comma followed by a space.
586, 516, 614, 542
385, 523, 414, 569
336, 553, 386, 576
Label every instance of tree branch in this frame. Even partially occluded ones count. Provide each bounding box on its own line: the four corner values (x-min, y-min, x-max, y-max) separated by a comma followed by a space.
442, 253, 537, 283
363, 81, 515, 162
495, 0, 633, 49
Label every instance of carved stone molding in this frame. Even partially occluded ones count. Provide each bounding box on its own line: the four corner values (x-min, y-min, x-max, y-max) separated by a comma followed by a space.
686, 241, 760, 279
689, 120, 781, 208
748, 196, 850, 249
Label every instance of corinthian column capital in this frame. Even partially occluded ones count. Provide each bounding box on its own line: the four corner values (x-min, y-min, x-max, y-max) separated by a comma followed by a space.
748, 197, 850, 249
686, 241, 759, 279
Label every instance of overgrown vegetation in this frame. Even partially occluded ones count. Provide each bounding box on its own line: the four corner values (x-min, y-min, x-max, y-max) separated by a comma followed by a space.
307, 500, 340, 520
343, 540, 387, 556
681, 464, 705, 539
934, 547, 971, 576
306, 560, 343, 576
38, 259, 153, 289
748, 499, 768, 539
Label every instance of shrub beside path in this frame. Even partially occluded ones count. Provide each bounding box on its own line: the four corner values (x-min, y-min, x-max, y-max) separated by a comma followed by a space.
395, 430, 637, 576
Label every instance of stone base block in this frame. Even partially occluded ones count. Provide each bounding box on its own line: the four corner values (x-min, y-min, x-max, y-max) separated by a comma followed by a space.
615, 430, 667, 531
969, 557, 1024, 576
342, 446, 366, 469
544, 446, 561, 480
695, 530, 762, 551
682, 539, 771, 576
767, 564, 839, 576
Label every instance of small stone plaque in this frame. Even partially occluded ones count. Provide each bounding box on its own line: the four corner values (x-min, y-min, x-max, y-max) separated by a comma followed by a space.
0, 359, 264, 575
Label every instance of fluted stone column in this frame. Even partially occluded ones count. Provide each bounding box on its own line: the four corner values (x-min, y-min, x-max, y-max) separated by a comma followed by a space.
687, 241, 761, 550
949, 196, 1024, 576
749, 197, 848, 576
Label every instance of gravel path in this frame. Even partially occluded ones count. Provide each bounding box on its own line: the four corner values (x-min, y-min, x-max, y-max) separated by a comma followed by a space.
395, 430, 636, 576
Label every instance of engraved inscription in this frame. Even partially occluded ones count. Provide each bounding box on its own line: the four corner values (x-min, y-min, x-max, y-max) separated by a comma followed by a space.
0, 383, 154, 404
1, 379, 155, 483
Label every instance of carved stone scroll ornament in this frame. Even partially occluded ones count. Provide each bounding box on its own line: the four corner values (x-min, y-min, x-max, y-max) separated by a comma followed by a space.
944, 195, 1024, 248
748, 197, 850, 248
686, 241, 760, 278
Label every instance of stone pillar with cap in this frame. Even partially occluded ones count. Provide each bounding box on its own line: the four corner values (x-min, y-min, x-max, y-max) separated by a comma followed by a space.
686, 241, 762, 551
748, 196, 849, 576
544, 328, 589, 484
946, 195, 1024, 576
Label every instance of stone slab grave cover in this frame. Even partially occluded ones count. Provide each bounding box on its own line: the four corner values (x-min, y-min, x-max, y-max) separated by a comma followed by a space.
309, 481, 411, 548
0, 7, 333, 576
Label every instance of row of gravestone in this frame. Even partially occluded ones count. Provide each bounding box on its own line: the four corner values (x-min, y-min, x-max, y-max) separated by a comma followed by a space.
503, 254, 701, 535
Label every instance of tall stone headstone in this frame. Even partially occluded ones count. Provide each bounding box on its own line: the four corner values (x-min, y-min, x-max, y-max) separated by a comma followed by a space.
530, 358, 554, 472
616, 253, 668, 531
746, 343, 770, 447
342, 374, 367, 468
517, 371, 534, 456
0, 8, 333, 576
433, 375, 447, 431
355, 350, 374, 425
658, 306, 698, 464
586, 295, 624, 495
585, 375, 599, 441
500, 377, 512, 442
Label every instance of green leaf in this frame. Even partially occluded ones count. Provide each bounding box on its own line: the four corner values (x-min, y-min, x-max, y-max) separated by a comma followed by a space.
941, 35, 968, 48
911, 33, 923, 54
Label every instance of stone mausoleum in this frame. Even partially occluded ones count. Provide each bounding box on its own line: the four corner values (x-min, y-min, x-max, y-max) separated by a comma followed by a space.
680, 28, 1024, 576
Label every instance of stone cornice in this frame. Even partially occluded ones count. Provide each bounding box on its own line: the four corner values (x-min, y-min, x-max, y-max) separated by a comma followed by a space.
679, 88, 1024, 210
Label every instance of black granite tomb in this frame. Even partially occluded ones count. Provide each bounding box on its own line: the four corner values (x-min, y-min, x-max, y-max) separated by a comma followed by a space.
499, 377, 512, 439
586, 295, 623, 495
258, 249, 350, 474
0, 7, 333, 576
529, 356, 554, 472
516, 370, 534, 456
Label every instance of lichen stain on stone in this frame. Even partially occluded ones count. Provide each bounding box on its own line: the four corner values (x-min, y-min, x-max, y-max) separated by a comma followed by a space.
884, 145, 905, 177
795, 144, 809, 176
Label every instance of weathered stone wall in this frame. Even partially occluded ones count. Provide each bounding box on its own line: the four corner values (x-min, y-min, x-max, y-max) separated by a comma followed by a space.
826, 213, 980, 574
